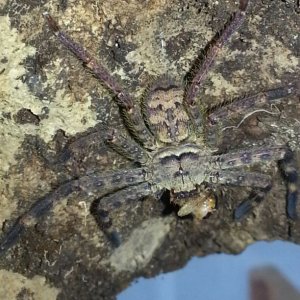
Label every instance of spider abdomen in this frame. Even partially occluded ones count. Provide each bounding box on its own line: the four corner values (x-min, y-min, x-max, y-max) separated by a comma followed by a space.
142, 79, 192, 144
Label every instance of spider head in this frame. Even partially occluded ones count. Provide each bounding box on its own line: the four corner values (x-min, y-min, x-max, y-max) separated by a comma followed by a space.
143, 78, 192, 144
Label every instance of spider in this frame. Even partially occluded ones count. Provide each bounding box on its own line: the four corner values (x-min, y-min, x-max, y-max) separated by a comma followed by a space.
0, 0, 298, 255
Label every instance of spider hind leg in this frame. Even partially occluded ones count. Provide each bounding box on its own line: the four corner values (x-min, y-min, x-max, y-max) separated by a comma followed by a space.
185, 0, 249, 106
105, 129, 149, 164
43, 12, 156, 150
207, 83, 299, 127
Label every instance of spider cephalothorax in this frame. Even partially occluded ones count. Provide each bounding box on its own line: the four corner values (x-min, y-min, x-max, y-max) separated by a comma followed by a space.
0, 0, 298, 254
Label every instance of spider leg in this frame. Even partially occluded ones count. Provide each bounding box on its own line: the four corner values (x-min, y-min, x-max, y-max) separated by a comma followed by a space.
232, 155, 299, 220
0, 181, 79, 256
95, 183, 152, 247
279, 148, 298, 220
0, 168, 146, 256
212, 145, 299, 218
185, 0, 249, 107
120, 107, 157, 150
234, 189, 270, 220
77, 168, 147, 195
106, 129, 150, 164
43, 13, 156, 150
213, 145, 288, 169
43, 13, 132, 108
208, 170, 271, 188
207, 82, 299, 126
208, 170, 272, 220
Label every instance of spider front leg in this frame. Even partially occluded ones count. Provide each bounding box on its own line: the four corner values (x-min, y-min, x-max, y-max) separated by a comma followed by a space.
209, 145, 298, 219
0, 168, 146, 256
234, 189, 270, 220
233, 150, 300, 220
215, 146, 298, 219
0, 181, 79, 256
209, 170, 271, 188
185, 0, 249, 130
43, 13, 156, 150
95, 183, 152, 247
279, 149, 299, 220
213, 145, 288, 169
208, 170, 272, 219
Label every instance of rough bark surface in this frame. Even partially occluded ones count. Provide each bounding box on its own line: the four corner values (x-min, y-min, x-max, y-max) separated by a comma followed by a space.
0, 0, 299, 299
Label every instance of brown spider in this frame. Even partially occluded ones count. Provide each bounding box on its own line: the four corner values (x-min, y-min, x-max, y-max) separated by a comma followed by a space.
0, 0, 298, 254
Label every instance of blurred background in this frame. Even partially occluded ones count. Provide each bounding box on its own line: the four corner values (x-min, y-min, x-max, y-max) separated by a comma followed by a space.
118, 241, 300, 300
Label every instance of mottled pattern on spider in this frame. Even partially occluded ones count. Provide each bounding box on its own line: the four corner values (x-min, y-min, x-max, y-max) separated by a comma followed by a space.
0, 0, 299, 254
